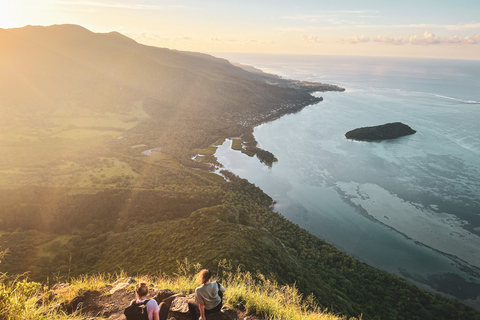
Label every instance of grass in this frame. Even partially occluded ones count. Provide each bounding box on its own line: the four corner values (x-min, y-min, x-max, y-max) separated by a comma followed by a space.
0, 259, 360, 320
194, 146, 218, 156
230, 138, 255, 157
240, 148, 256, 157
0, 151, 140, 189
0, 102, 150, 189
231, 139, 243, 151
130, 144, 147, 149
192, 142, 224, 164
38, 235, 74, 259
223, 271, 347, 320
213, 138, 226, 146
147, 153, 183, 170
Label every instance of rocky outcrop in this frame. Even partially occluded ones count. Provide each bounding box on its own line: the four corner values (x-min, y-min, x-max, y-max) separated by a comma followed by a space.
55, 280, 263, 320
345, 122, 416, 141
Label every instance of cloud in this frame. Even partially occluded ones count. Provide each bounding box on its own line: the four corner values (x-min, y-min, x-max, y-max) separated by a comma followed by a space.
462, 35, 480, 44
125, 32, 194, 46
283, 10, 379, 22
281, 10, 380, 28
340, 30, 480, 46
173, 35, 192, 41
409, 30, 438, 45
209, 36, 220, 41
342, 35, 370, 44
53, 0, 159, 10
301, 34, 321, 43
132, 32, 167, 42
240, 39, 275, 45
374, 35, 407, 45
444, 23, 480, 31
340, 34, 406, 45
409, 30, 465, 45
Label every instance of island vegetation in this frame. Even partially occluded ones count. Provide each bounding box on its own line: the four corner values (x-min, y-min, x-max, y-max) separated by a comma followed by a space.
345, 122, 416, 141
0, 25, 479, 320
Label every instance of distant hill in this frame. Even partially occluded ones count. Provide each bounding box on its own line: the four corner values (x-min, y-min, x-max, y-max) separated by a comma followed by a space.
0, 24, 321, 126
1, 24, 339, 163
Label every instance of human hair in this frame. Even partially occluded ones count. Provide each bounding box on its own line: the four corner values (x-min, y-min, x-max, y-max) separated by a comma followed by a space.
135, 282, 149, 298
196, 269, 212, 285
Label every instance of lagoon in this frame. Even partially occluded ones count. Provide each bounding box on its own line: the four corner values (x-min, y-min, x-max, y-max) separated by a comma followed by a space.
214, 54, 480, 307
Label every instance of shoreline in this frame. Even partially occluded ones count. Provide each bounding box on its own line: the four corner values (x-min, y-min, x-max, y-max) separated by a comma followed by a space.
209, 70, 480, 310
213, 84, 342, 168
214, 123, 480, 310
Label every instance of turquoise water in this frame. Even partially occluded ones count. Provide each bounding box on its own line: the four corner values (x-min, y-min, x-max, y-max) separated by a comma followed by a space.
214, 54, 480, 306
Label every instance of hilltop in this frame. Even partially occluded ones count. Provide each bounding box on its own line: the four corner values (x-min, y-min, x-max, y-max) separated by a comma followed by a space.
0, 25, 479, 320
0, 263, 350, 320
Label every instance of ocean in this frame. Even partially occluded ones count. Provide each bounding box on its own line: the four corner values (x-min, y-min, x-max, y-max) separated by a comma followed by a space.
212, 54, 480, 307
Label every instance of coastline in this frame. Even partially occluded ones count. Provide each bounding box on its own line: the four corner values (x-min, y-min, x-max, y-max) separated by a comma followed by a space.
210, 58, 480, 310
234, 78, 344, 167
186, 65, 345, 169
213, 111, 480, 310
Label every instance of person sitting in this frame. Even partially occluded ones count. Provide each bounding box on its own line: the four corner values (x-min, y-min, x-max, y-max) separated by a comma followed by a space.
187, 269, 226, 320
125, 282, 168, 320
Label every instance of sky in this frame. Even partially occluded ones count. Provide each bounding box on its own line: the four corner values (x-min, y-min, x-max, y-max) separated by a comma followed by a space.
1, 0, 480, 59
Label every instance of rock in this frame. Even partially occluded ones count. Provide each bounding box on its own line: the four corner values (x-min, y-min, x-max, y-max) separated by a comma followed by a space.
154, 290, 183, 309
61, 293, 85, 314
170, 296, 190, 313
110, 282, 129, 295
46, 281, 263, 320
112, 277, 135, 286
167, 298, 245, 320
153, 289, 175, 302
211, 307, 238, 319
345, 122, 416, 141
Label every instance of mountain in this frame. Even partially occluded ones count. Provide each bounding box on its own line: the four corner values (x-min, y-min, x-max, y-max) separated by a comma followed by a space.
1, 24, 317, 132
0, 25, 479, 320
1, 24, 336, 166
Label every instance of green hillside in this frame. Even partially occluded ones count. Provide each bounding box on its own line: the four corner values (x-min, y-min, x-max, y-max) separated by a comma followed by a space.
0, 258, 351, 320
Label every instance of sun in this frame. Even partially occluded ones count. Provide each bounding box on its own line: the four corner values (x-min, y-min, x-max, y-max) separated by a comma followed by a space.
0, 0, 23, 29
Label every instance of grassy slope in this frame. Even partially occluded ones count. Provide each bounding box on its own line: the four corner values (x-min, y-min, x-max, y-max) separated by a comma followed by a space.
0, 264, 351, 320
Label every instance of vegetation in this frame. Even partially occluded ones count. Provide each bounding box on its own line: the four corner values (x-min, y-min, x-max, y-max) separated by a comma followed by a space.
345, 122, 416, 141
0, 261, 355, 320
0, 24, 479, 320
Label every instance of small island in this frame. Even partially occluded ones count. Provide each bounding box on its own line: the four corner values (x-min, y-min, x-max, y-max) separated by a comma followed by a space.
345, 122, 416, 141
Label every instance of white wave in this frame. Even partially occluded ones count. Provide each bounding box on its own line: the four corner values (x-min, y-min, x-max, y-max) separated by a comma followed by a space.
431, 93, 480, 104
362, 85, 480, 105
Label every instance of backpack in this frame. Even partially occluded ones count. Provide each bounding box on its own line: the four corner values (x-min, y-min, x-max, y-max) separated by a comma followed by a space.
124, 299, 150, 320
216, 281, 223, 299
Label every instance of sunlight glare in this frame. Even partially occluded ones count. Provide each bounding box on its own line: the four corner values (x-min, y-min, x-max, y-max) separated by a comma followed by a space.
0, 0, 20, 28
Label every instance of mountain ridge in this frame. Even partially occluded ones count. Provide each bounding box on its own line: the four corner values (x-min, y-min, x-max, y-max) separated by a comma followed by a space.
0, 24, 329, 162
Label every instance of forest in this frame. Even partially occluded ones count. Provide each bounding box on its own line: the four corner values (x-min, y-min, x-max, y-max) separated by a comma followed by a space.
0, 24, 479, 320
